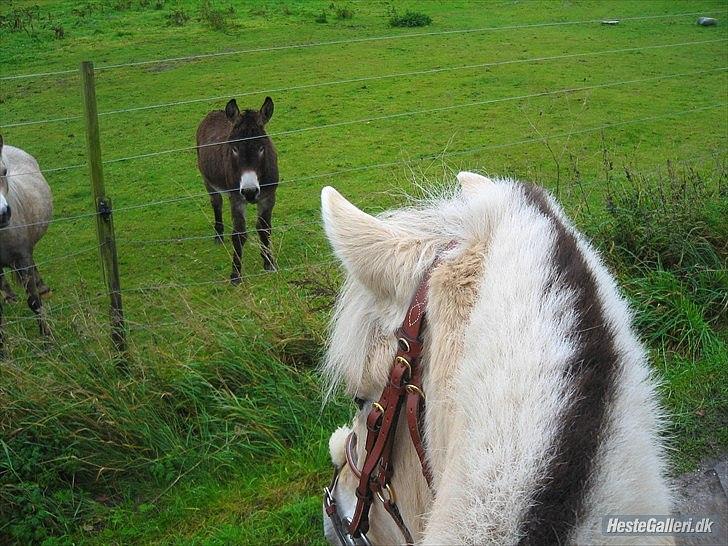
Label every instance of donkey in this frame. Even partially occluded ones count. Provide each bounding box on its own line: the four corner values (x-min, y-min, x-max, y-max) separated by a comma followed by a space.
196, 97, 278, 284
321, 172, 673, 545
0, 135, 53, 351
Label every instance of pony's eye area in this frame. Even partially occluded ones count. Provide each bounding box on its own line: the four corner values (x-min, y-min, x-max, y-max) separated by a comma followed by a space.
231, 148, 239, 157
354, 397, 366, 410
258, 146, 265, 156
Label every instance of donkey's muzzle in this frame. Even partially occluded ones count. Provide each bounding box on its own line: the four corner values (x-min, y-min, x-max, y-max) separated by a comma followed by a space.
0, 206, 11, 228
241, 188, 260, 203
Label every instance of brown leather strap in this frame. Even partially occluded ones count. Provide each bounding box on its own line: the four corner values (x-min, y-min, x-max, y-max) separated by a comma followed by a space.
348, 242, 456, 540
406, 360, 433, 487
382, 497, 415, 545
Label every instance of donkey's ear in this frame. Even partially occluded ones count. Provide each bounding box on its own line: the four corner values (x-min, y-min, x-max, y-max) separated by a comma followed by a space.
260, 96, 274, 125
457, 171, 493, 199
322, 186, 420, 300
225, 99, 240, 121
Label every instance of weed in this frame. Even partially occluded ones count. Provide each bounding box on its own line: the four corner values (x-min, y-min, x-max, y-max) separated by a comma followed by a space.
600, 157, 727, 335
331, 3, 354, 20
167, 8, 190, 27
0, 5, 42, 36
387, 5, 431, 28
198, 0, 234, 31
113, 0, 133, 11
315, 10, 328, 24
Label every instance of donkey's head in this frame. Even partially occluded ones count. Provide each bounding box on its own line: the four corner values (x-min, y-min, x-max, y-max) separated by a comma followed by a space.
224, 96, 274, 203
320, 174, 496, 544
0, 135, 10, 228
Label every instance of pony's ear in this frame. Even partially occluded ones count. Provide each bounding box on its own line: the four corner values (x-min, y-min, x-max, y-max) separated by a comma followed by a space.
457, 171, 493, 199
260, 96, 274, 124
0, 134, 3, 152
225, 99, 240, 121
321, 186, 418, 299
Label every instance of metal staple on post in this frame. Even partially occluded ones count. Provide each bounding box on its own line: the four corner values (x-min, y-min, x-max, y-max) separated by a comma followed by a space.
80, 60, 126, 354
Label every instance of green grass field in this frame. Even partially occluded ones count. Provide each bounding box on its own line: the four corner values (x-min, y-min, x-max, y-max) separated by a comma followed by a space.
1, 0, 726, 544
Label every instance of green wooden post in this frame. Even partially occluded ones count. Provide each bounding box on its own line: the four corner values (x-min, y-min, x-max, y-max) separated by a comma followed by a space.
80, 61, 126, 353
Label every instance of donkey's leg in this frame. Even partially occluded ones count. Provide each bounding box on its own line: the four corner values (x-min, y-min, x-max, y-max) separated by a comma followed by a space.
0, 269, 17, 303
210, 190, 224, 243
18, 258, 50, 337
256, 194, 276, 271
229, 194, 247, 285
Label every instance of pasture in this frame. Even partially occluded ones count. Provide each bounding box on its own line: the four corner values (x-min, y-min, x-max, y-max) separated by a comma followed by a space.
0, 0, 726, 544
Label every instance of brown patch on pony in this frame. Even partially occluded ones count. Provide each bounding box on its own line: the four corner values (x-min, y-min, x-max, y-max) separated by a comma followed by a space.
517, 184, 619, 545
423, 241, 488, 474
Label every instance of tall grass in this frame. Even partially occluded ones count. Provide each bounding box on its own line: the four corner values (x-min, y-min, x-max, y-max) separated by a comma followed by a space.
0, 305, 339, 543
598, 155, 727, 356
591, 154, 727, 472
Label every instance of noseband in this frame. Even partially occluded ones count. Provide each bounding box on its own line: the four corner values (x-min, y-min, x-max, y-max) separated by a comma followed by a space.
325, 250, 447, 545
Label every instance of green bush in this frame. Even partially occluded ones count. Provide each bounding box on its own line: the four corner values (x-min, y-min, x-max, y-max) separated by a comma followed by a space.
388, 9, 431, 28
332, 3, 354, 20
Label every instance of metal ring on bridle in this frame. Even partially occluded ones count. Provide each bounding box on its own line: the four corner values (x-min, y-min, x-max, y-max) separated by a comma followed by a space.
395, 356, 411, 377
405, 384, 425, 400
371, 402, 384, 414
397, 337, 411, 353
375, 483, 397, 505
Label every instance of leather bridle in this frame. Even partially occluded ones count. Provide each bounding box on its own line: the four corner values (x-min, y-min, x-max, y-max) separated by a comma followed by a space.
324, 251, 445, 545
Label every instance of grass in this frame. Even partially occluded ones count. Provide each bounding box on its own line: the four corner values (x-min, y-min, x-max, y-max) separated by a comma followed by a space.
0, 0, 726, 543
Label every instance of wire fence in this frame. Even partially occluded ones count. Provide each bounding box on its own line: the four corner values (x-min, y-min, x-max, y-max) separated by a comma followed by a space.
1, 10, 719, 82
4, 37, 726, 129
2, 99, 724, 234
1, 8, 726, 357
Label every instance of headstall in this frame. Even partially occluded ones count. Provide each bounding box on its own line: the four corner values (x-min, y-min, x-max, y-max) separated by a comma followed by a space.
324, 247, 451, 545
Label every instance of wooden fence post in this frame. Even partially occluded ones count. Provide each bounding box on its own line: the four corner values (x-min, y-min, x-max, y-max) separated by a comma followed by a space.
80, 61, 126, 354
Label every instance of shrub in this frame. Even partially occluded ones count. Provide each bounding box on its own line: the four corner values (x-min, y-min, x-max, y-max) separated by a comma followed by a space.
315, 10, 328, 24
388, 8, 431, 28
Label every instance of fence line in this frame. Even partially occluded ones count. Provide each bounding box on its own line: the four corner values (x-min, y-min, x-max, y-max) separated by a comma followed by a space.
96, 67, 728, 163
1, 257, 339, 327
2, 100, 724, 234
2, 10, 718, 82
3, 146, 724, 331
5, 37, 726, 129
1, 244, 100, 276
114, 144, 728, 247
7, 65, 724, 185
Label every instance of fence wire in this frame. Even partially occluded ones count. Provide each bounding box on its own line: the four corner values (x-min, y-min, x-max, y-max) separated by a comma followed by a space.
4, 37, 725, 129
1, 10, 718, 81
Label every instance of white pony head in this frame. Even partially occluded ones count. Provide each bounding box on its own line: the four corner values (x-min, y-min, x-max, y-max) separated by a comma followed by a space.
320, 172, 495, 543
320, 172, 672, 545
